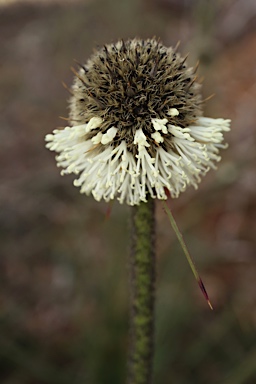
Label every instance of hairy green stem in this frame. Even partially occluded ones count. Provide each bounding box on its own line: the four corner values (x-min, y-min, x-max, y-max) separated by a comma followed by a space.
128, 198, 155, 384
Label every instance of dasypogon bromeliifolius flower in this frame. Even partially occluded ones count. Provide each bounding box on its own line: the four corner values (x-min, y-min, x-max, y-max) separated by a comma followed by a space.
45, 38, 230, 205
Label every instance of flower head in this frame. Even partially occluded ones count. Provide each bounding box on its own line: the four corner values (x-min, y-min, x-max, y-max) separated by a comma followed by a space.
45, 38, 230, 205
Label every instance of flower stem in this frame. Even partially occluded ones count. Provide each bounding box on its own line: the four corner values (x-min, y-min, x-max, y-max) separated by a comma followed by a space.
128, 198, 155, 384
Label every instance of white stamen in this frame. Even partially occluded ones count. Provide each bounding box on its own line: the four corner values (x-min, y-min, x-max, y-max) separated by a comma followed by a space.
134, 128, 150, 147
151, 131, 164, 143
168, 108, 179, 117
101, 127, 118, 144
85, 117, 103, 133
45, 115, 230, 205
168, 125, 194, 141
91, 132, 103, 144
151, 118, 168, 134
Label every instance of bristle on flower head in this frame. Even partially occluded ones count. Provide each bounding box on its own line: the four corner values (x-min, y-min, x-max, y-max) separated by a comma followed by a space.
45, 38, 231, 205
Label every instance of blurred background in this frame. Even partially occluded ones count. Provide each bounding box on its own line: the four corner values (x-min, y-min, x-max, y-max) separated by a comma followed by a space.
1, 0, 256, 383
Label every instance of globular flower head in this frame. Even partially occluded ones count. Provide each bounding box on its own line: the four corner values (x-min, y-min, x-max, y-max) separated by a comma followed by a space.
45, 38, 230, 205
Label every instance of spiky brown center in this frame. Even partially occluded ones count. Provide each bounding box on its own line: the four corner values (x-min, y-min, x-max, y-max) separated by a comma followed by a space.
69, 38, 202, 155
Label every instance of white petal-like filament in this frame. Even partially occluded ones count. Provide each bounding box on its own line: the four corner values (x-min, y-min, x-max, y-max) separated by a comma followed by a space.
45, 116, 230, 205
